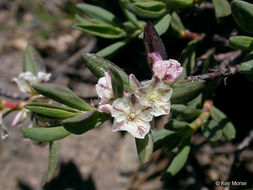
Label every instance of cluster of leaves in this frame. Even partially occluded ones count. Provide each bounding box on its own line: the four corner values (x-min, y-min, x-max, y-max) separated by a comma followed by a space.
2, 0, 253, 185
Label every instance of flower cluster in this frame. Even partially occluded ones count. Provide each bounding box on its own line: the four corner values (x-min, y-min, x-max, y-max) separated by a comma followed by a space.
95, 57, 183, 139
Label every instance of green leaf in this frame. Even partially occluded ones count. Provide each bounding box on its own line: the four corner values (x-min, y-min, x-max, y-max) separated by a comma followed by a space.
231, 0, 253, 34
202, 120, 222, 142
169, 12, 185, 37
179, 40, 198, 77
42, 141, 60, 185
139, 13, 171, 38
96, 40, 129, 58
229, 36, 253, 51
32, 83, 93, 111
239, 57, 253, 82
211, 106, 236, 140
162, 137, 191, 179
23, 45, 38, 74
135, 132, 154, 164
171, 104, 201, 121
171, 78, 205, 104
119, 0, 142, 29
75, 23, 126, 39
163, 0, 194, 11
212, 0, 231, 18
22, 126, 71, 142
83, 53, 130, 91
153, 129, 183, 151
109, 67, 124, 98
62, 111, 111, 135
76, 3, 122, 27
165, 119, 192, 131
122, 0, 165, 18
25, 103, 80, 119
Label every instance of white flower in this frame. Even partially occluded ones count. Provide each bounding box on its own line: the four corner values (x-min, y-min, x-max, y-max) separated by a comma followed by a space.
152, 59, 183, 83
136, 77, 172, 117
95, 72, 113, 105
12, 71, 51, 94
111, 95, 153, 139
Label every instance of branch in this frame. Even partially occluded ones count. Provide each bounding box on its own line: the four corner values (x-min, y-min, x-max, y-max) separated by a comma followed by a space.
188, 63, 240, 81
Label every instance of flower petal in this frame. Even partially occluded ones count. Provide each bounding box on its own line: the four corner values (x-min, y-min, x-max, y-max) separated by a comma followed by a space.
124, 119, 151, 139
111, 97, 130, 122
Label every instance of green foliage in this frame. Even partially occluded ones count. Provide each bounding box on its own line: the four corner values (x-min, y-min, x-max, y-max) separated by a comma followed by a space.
23, 45, 38, 74
135, 132, 154, 164
61, 111, 111, 135
42, 141, 60, 185
76, 3, 123, 27
231, 0, 253, 34
239, 56, 253, 82
109, 67, 124, 98
171, 78, 205, 104
210, 106, 236, 141
122, 0, 166, 18
229, 36, 253, 51
212, 0, 231, 18
163, 0, 194, 11
25, 103, 81, 119
32, 83, 93, 111
162, 137, 191, 179
22, 126, 71, 142
83, 53, 130, 91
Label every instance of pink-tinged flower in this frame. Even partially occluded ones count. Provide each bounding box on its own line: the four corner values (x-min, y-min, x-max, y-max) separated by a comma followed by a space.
12, 71, 51, 94
98, 104, 112, 114
129, 74, 141, 92
111, 95, 153, 139
95, 72, 113, 104
152, 59, 183, 83
136, 78, 172, 117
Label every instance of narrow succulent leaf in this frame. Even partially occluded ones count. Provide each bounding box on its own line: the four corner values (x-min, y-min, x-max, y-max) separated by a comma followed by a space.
23, 45, 38, 74
153, 129, 183, 151
25, 103, 80, 119
162, 137, 191, 179
62, 111, 111, 135
122, 0, 165, 18
76, 3, 122, 27
42, 141, 60, 185
165, 119, 192, 131
171, 104, 201, 121
201, 120, 222, 142
83, 53, 130, 91
96, 40, 129, 58
22, 126, 71, 142
109, 67, 124, 98
229, 36, 253, 51
211, 106, 236, 140
239, 58, 253, 82
32, 83, 93, 111
119, 0, 142, 29
163, 0, 194, 11
75, 23, 126, 39
212, 0, 231, 18
231, 0, 253, 34
179, 40, 198, 77
169, 12, 185, 37
135, 132, 154, 164
171, 78, 205, 104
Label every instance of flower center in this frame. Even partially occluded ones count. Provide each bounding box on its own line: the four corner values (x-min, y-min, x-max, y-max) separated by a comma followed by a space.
148, 92, 157, 105
127, 109, 138, 121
